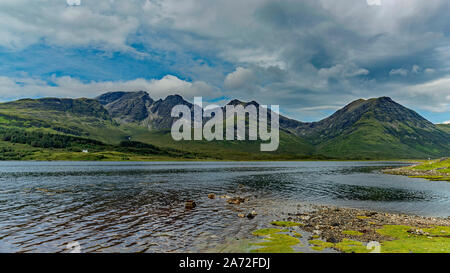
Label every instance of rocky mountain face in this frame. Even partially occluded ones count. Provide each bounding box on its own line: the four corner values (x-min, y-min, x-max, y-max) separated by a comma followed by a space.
1, 91, 447, 159
145, 95, 196, 130
94, 91, 449, 158
288, 97, 440, 141
96, 92, 306, 131
289, 97, 450, 158
96, 92, 198, 130
96, 91, 154, 123
94, 91, 447, 137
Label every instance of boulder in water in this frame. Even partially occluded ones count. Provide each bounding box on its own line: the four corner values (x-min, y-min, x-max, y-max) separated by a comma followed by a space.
185, 200, 197, 209
227, 197, 246, 205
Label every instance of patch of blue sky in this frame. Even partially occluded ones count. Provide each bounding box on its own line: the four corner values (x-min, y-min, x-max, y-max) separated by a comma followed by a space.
415, 110, 450, 124
0, 43, 178, 83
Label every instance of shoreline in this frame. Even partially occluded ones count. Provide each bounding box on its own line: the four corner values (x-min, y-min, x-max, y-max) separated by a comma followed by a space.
0, 158, 415, 162
383, 158, 449, 182
250, 204, 450, 253
296, 205, 450, 241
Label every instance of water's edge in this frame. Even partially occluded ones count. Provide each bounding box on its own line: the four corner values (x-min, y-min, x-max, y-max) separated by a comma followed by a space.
0, 161, 448, 253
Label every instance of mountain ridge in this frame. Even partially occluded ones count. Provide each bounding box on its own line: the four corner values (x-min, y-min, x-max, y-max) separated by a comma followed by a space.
0, 91, 448, 160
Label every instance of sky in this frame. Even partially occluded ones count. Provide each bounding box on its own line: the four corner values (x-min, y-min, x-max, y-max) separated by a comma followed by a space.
0, 0, 449, 123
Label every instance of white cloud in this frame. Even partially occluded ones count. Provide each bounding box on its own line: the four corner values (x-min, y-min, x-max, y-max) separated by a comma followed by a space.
0, 0, 449, 122
0, 1, 139, 51
224, 67, 256, 89
390, 65, 437, 77
67, 0, 81, 6
0, 75, 220, 102
442, 120, 450, 124
146, 75, 219, 98
389, 68, 409, 77
296, 105, 341, 112
367, 0, 382, 6
395, 76, 450, 112
318, 64, 369, 79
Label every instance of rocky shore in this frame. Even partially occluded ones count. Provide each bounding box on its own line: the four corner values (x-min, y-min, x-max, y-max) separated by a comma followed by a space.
246, 204, 446, 253
205, 177, 450, 253
289, 205, 450, 244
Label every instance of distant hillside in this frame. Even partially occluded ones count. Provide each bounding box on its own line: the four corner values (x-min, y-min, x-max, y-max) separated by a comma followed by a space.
93, 92, 449, 159
0, 92, 448, 160
287, 97, 449, 159
0, 97, 127, 144
437, 124, 450, 134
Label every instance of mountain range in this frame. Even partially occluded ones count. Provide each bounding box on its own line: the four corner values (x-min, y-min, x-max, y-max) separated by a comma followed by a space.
0, 91, 448, 160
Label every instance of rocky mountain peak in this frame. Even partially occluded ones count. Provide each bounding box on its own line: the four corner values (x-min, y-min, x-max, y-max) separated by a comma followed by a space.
164, 94, 185, 103
227, 99, 245, 106
226, 99, 260, 108
96, 91, 153, 122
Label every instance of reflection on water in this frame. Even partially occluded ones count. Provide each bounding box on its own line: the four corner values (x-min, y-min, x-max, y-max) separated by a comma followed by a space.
0, 161, 448, 253
331, 184, 429, 202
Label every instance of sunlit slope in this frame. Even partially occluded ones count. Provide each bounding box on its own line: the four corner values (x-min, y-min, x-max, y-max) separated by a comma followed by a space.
125, 125, 315, 160
303, 97, 450, 159
437, 124, 450, 134
0, 98, 130, 144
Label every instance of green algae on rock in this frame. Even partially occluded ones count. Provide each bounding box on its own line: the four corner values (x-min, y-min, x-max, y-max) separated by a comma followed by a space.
376, 225, 450, 253
251, 233, 301, 253
252, 228, 285, 236
270, 221, 303, 227
309, 225, 450, 253
334, 239, 370, 253
308, 240, 334, 251
309, 239, 369, 253
342, 230, 364, 236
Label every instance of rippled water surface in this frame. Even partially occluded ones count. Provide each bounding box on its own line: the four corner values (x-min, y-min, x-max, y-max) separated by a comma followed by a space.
0, 161, 448, 253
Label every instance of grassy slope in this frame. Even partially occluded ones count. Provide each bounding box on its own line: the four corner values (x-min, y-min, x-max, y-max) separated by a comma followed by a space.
0, 100, 211, 161
0, 140, 166, 161
0, 100, 317, 161
122, 125, 316, 161
0, 98, 131, 144
316, 113, 449, 159
410, 158, 450, 174
437, 124, 450, 134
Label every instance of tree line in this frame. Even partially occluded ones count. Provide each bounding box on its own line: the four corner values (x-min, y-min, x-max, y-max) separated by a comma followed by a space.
0, 127, 104, 149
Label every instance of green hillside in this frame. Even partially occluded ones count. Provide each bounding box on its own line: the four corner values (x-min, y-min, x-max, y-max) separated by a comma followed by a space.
0, 94, 448, 161
0, 97, 316, 161
0, 98, 129, 144
437, 124, 450, 134
0, 98, 199, 160
316, 115, 447, 159
125, 126, 316, 161
299, 97, 449, 159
